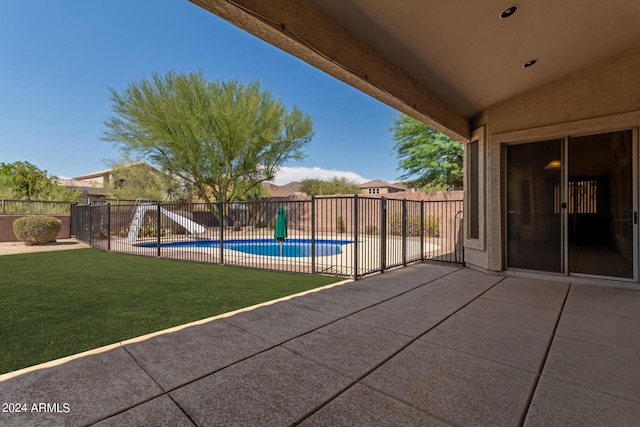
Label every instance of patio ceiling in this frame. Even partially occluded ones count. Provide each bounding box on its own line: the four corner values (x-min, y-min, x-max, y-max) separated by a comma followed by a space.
191, 0, 640, 141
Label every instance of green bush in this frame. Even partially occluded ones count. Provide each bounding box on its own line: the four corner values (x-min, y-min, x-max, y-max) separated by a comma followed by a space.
388, 213, 440, 237
425, 215, 440, 237
140, 219, 166, 238
12, 215, 62, 246
336, 214, 345, 233
365, 224, 379, 235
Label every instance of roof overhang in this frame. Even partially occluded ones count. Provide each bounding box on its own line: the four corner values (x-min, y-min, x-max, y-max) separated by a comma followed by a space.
190, 0, 640, 142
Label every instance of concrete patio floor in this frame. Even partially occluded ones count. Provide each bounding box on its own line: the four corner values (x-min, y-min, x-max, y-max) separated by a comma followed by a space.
1, 263, 640, 426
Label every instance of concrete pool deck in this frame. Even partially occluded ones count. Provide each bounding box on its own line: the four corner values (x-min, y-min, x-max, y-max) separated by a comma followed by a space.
1, 263, 640, 425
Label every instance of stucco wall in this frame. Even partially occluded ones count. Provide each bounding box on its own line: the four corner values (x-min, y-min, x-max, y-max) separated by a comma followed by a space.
485, 47, 640, 135
468, 46, 640, 272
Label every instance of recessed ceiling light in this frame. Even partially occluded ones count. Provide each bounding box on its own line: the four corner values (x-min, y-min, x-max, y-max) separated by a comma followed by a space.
500, 5, 518, 19
523, 59, 538, 68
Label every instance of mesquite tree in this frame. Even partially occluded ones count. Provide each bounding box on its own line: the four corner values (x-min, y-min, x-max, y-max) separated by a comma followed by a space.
102, 70, 314, 207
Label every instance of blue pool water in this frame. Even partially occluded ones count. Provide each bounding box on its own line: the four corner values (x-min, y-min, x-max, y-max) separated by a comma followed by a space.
137, 238, 353, 258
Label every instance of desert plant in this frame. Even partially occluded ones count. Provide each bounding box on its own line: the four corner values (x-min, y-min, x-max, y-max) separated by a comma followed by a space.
425, 215, 440, 237
93, 225, 109, 240
388, 213, 440, 237
140, 219, 165, 238
12, 215, 62, 245
365, 224, 379, 235
336, 214, 345, 233
406, 215, 422, 236
388, 213, 404, 236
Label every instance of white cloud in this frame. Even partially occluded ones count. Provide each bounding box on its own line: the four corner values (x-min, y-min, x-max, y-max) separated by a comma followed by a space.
271, 167, 369, 186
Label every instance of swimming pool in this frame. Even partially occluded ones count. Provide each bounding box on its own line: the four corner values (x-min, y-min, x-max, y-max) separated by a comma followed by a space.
136, 238, 353, 258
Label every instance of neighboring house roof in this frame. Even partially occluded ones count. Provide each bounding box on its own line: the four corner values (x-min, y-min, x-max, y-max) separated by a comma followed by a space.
359, 180, 405, 190
73, 168, 113, 181
391, 182, 409, 190
73, 163, 163, 183
55, 178, 108, 196
56, 178, 102, 188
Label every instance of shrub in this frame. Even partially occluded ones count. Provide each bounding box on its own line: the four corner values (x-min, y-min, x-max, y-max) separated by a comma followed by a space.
365, 224, 379, 235
388, 213, 440, 237
425, 215, 440, 237
336, 215, 345, 233
388, 213, 405, 236
93, 225, 109, 240
13, 215, 62, 246
140, 219, 166, 238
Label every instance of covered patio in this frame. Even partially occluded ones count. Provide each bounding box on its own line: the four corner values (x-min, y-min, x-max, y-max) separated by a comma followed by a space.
188, 0, 640, 285
2, 264, 639, 425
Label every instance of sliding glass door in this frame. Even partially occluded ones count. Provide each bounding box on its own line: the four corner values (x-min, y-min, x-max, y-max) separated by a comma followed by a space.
506, 130, 637, 280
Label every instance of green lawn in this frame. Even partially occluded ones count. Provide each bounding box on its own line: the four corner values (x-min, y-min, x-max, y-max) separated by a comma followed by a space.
0, 249, 342, 374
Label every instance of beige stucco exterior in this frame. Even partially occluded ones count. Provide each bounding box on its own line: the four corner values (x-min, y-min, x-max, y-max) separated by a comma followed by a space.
466, 46, 640, 273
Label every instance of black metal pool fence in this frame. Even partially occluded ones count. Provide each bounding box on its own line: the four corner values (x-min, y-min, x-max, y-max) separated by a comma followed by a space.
71, 196, 463, 279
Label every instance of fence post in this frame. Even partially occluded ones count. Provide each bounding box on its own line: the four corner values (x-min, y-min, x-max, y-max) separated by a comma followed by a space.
107, 204, 111, 251
402, 199, 407, 267
455, 206, 464, 264
1, 199, 4, 215
353, 194, 359, 280
311, 196, 316, 274
420, 200, 425, 261
380, 197, 386, 273
69, 202, 76, 237
156, 202, 161, 257
461, 211, 465, 265
219, 201, 224, 264
88, 205, 92, 247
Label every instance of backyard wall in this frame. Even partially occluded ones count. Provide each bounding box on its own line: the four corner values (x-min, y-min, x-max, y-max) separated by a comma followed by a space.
0, 215, 71, 242
272, 192, 462, 235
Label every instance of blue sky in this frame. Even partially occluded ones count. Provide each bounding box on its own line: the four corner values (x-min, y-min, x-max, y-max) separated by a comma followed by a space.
0, 0, 402, 185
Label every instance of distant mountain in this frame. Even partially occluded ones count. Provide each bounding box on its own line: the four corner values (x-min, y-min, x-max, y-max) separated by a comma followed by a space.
282, 181, 302, 193
261, 182, 295, 197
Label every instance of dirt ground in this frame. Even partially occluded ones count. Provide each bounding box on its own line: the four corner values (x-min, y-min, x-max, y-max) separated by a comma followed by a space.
0, 239, 90, 256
